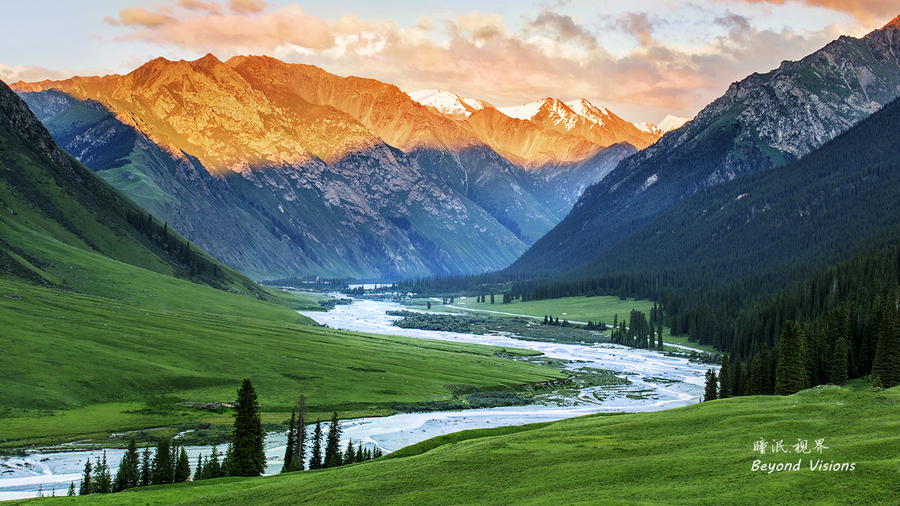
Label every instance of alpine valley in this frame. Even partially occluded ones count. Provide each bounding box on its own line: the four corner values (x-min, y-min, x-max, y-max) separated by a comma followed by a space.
11, 56, 668, 280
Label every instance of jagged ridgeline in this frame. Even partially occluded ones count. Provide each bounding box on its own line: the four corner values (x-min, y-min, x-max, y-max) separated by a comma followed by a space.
509, 18, 900, 276
0, 78, 266, 298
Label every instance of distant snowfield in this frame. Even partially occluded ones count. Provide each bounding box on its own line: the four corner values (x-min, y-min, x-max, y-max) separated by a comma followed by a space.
0, 297, 708, 500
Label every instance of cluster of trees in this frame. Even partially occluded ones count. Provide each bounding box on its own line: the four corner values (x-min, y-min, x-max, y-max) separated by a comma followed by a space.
542, 315, 570, 327
77, 437, 194, 496
73, 378, 269, 496
282, 406, 382, 472
609, 307, 664, 351
124, 209, 223, 283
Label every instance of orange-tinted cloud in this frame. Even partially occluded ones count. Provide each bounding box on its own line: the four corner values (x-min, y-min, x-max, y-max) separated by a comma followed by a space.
228, 0, 267, 15
729, 0, 898, 23
99, 2, 860, 121
178, 0, 222, 12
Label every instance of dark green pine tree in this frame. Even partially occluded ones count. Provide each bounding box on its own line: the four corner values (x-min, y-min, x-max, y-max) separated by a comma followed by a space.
174, 447, 191, 483
113, 438, 140, 492
79, 458, 93, 496
343, 439, 356, 465
193, 455, 203, 481
775, 321, 807, 395
67, 481, 76, 497
310, 421, 323, 470
323, 411, 343, 468
718, 353, 730, 399
202, 446, 222, 479
830, 329, 850, 385
291, 397, 307, 471
872, 303, 900, 388
151, 439, 174, 485
231, 378, 266, 476
355, 443, 365, 463
703, 369, 718, 401
282, 409, 296, 473
93, 452, 112, 494
139, 447, 151, 486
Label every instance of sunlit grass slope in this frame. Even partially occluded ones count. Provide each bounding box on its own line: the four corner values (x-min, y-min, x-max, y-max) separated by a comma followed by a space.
17, 385, 898, 505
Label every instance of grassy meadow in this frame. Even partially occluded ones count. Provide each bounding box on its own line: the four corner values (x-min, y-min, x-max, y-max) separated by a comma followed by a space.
10, 384, 898, 505
0, 225, 563, 448
434, 295, 719, 353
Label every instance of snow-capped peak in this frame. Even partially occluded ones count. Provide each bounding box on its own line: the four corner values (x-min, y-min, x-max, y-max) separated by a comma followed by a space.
635, 122, 662, 135
496, 99, 551, 121
657, 115, 690, 133
564, 98, 609, 127
408, 89, 492, 119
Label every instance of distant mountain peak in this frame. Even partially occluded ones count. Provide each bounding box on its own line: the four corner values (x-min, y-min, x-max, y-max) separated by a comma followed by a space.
884, 14, 900, 29
657, 115, 690, 132
407, 89, 493, 119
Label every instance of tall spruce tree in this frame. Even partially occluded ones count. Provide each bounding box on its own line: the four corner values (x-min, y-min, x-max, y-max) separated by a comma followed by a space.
323, 411, 342, 468
231, 378, 266, 476
872, 302, 900, 388
139, 447, 151, 486
703, 369, 718, 401
292, 396, 307, 471
113, 438, 140, 492
343, 439, 356, 465
174, 447, 191, 483
310, 421, 323, 470
282, 409, 296, 473
718, 353, 730, 399
79, 459, 92, 496
775, 321, 807, 395
93, 452, 112, 494
151, 439, 173, 485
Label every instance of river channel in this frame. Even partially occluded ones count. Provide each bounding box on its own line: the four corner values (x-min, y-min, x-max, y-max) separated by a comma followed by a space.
1, 296, 710, 500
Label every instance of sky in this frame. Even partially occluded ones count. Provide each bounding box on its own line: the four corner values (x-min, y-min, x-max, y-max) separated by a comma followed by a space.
1, 1, 897, 124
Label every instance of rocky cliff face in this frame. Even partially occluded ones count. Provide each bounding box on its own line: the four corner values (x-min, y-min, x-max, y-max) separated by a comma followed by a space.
509, 17, 900, 274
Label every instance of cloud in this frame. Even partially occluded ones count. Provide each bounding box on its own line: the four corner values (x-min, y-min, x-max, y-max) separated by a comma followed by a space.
100, 2, 862, 120
0, 63, 85, 84
729, 0, 899, 23
526, 10, 599, 49
177, 0, 222, 12
227, 0, 267, 15
615, 12, 657, 47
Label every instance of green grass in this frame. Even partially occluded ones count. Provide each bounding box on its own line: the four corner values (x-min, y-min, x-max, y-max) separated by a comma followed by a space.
0, 269, 561, 446
441, 294, 655, 322
0, 230, 561, 447
432, 295, 719, 353
15, 385, 899, 505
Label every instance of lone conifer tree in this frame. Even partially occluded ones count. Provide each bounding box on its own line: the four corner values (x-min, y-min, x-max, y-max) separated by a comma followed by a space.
310, 420, 323, 470
343, 439, 356, 465
282, 409, 296, 473
151, 439, 173, 485
703, 369, 718, 401
718, 353, 730, 399
113, 438, 140, 492
292, 396, 307, 471
79, 459, 93, 496
323, 411, 342, 468
174, 447, 191, 483
231, 378, 266, 476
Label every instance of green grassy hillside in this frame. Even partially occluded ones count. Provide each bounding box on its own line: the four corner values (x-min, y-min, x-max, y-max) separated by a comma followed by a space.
14, 385, 898, 505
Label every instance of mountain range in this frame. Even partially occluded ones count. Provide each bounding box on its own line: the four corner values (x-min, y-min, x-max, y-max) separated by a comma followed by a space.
509, 15, 900, 276
12, 56, 662, 280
